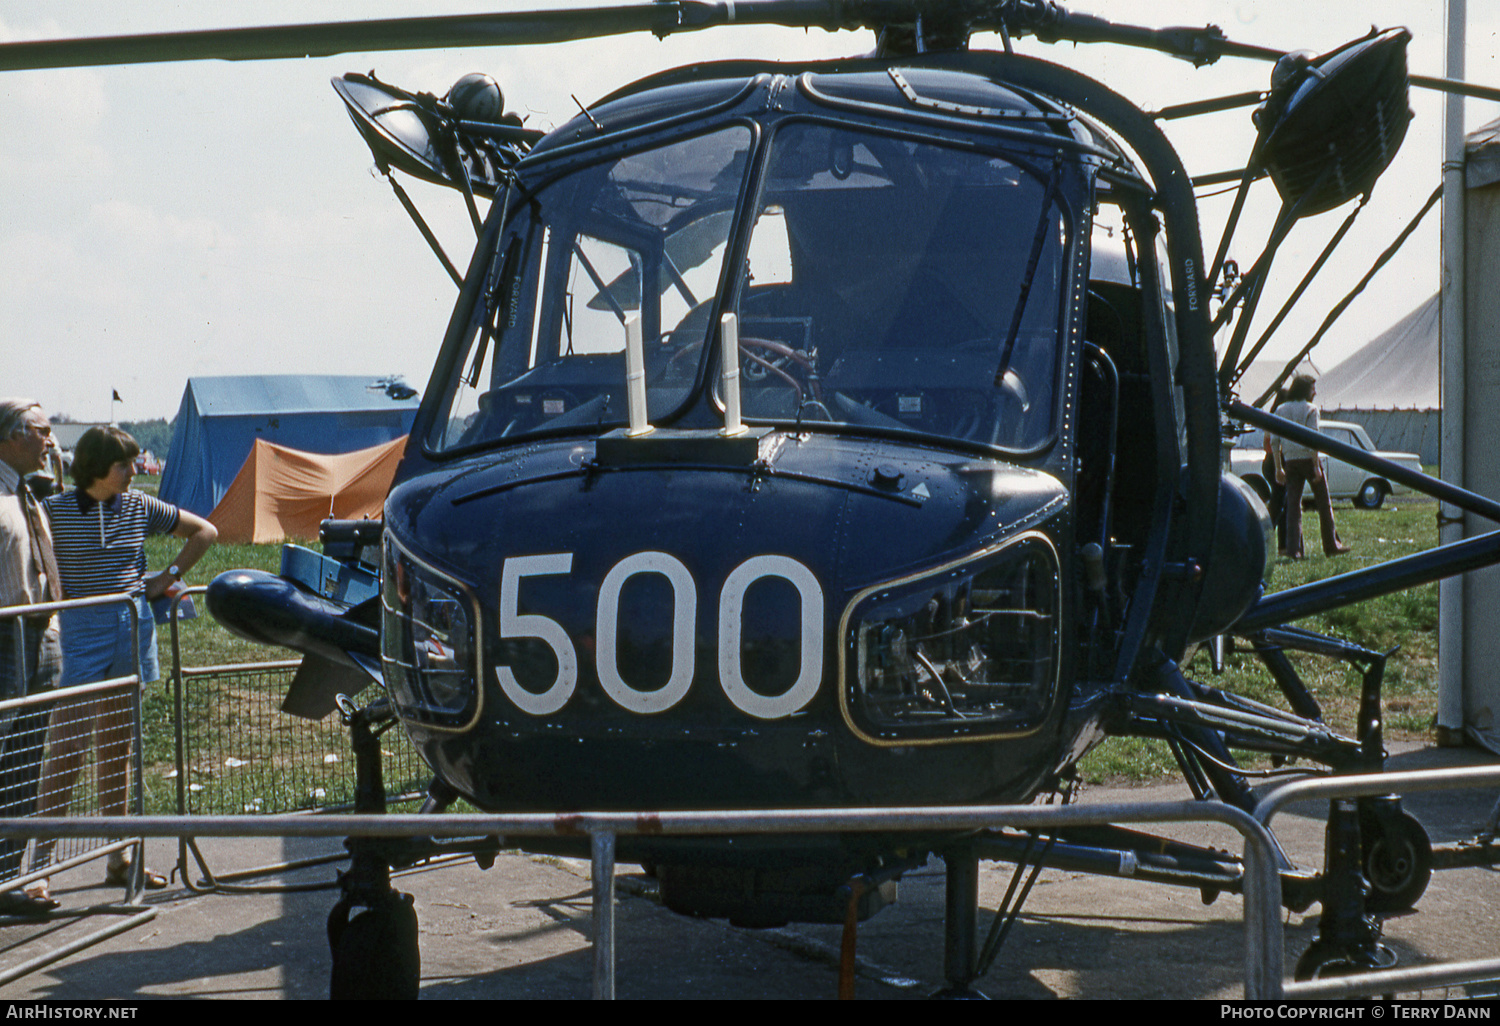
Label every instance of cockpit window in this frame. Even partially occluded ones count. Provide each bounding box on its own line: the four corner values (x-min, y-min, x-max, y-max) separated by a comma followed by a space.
428, 127, 753, 450
726, 123, 1069, 450
426, 118, 1072, 454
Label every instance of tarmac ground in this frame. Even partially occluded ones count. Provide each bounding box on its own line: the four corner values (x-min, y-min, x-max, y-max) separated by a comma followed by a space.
0, 741, 1497, 1000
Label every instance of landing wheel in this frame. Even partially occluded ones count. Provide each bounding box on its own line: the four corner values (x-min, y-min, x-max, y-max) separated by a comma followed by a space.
328, 891, 421, 1000
1294, 939, 1397, 982
1361, 810, 1432, 913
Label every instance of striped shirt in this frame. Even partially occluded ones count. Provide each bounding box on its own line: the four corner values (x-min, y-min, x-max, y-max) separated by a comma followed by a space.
43, 489, 180, 599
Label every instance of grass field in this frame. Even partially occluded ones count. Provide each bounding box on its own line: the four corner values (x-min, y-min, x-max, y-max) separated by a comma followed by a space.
130, 479, 1444, 799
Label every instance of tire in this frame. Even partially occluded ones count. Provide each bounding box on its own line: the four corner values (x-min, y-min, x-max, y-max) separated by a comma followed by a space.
1361, 810, 1432, 913
1294, 941, 1397, 981
329, 892, 421, 1000
1243, 475, 1271, 505
1353, 480, 1387, 510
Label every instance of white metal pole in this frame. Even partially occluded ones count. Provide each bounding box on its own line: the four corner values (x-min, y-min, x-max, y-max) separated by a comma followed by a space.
591, 829, 616, 999
624, 314, 653, 437
720, 312, 746, 437
1438, 0, 1467, 740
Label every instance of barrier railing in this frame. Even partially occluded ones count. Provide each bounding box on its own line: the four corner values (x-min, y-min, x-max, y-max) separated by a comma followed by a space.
2, 740, 1495, 997
163, 585, 429, 890
0, 594, 158, 985
1259, 765, 1500, 1000
9, 588, 1496, 998
0, 798, 1287, 999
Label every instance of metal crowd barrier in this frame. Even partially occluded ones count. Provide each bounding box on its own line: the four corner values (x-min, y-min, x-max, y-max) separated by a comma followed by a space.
0, 593, 158, 986
0, 799, 1287, 999
9, 590, 1498, 998
1260, 765, 1500, 1001
163, 586, 429, 891
1, 754, 1496, 997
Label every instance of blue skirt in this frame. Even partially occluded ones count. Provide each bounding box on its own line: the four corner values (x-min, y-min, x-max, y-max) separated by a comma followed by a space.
58, 597, 159, 687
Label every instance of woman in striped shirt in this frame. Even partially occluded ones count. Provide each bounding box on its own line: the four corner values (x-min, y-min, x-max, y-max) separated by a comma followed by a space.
29, 426, 216, 898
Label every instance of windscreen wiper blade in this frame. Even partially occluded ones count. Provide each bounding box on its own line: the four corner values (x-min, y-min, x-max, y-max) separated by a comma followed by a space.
994, 152, 1064, 387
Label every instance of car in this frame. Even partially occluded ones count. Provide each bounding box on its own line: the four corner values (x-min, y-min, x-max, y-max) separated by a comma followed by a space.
1229, 419, 1422, 510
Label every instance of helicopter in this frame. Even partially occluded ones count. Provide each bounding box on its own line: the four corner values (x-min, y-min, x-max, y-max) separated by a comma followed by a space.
5, 0, 1500, 1000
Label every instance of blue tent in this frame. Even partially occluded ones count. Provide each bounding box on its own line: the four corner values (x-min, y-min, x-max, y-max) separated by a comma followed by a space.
158, 375, 420, 516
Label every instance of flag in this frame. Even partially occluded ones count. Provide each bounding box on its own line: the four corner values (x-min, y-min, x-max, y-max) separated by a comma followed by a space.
112, 389, 123, 402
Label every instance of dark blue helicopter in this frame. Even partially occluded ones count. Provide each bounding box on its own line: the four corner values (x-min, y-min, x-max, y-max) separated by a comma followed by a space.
6, 0, 1499, 998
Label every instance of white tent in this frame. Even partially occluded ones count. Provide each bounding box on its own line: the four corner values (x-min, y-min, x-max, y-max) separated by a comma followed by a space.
1227, 359, 1320, 407
1319, 295, 1439, 409
1316, 295, 1441, 463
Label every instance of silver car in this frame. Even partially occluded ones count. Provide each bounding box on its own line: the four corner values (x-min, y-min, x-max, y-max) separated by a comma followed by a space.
1229, 419, 1421, 510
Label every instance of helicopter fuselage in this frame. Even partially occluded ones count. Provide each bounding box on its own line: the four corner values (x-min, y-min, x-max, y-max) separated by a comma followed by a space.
387, 428, 1075, 813
375, 51, 1241, 840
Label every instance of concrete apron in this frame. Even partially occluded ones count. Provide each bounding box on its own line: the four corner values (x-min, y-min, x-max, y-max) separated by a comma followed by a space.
0, 742, 1495, 1000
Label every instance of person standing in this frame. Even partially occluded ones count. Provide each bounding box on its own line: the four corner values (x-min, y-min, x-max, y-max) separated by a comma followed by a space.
0, 398, 63, 915
1262, 388, 1289, 557
1274, 374, 1352, 559
28, 426, 216, 898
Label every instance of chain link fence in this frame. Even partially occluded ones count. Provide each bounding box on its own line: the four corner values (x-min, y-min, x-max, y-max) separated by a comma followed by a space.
157, 587, 431, 889
169, 658, 429, 819
1, 596, 148, 899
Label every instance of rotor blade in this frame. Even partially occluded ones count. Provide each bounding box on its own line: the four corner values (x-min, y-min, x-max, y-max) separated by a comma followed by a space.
10, 0, 1500, 105
1023, 6, 1500, 99
0, 1, 901, 72
1015, 7, 1281, 66
0, 4, 690, 72
1411, 73, 1500, 104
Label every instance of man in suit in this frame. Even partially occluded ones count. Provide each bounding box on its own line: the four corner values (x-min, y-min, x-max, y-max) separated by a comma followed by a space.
0, 398, 63, 914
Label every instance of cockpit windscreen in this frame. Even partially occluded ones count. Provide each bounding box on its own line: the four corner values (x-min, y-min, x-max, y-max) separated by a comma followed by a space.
428, 120, 1070, 453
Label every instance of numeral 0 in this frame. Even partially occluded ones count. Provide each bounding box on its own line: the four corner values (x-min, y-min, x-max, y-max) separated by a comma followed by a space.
496, 551, 824, 720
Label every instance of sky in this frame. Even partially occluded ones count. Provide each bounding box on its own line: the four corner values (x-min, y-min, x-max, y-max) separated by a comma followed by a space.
2, 1, 1499, 423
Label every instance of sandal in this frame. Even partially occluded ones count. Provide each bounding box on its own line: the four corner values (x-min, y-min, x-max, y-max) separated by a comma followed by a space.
23, 879, 54, 905
104, 862, 168, 889
0, 889, 58, 915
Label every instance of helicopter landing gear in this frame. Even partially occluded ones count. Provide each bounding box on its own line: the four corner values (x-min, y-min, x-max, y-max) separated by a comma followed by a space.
328, 696, 421, 1000
1295, 799, 1397, 981
1295, 939, 1399, 983
930, 831, 1056, 999
932, 844, 987, 1000
329, 890, 421, 1000
1359, 799, 1432, 913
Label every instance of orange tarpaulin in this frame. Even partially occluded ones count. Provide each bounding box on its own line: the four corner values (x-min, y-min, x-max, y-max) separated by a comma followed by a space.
208, 436, 407, 544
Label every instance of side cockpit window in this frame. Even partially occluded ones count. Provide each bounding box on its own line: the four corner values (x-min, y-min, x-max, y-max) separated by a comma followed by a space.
428, 127, 755, 451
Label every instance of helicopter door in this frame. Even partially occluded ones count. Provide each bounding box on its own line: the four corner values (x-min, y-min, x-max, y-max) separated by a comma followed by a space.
1075, 208, 1186, 660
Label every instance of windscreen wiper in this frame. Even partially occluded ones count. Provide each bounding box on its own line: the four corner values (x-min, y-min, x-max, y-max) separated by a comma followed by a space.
994, 152, 1064, 387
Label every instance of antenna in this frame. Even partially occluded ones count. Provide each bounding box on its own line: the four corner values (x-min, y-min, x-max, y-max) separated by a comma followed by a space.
624, 315, 653, 437
720, 313, 747, 437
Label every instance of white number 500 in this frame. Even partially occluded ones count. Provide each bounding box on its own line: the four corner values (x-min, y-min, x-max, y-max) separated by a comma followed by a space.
495, 551, 824, 720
